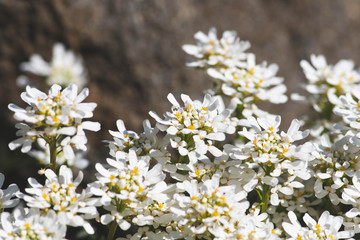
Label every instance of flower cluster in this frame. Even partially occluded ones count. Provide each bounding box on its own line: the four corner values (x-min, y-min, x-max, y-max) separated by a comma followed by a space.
0, 208, 66, 240
8, 83, 100, 169
183, 28, 287, 110
149, 93, 235, 160
18, 43, 88, 89
23, 165, 98, 234
0, 173, 21, 211
283, 211, 354, 240
4, 27, 360, 240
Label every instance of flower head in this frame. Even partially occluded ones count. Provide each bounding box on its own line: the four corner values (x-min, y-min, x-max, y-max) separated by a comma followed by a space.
182, 27, 250, 69
8, 84, 100, 157
19, 43, 87, 89
0, 208, 66, 240
0, 173, 21, 210
24, 165, 98, 234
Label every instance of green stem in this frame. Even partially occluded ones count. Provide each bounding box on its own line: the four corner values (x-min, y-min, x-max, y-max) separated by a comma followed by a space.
260, 183, 270, 214
107, 220, 118, 240
49, 138, 57, 172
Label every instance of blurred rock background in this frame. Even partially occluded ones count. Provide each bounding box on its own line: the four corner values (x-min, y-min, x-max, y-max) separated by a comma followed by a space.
1, 0, 360, 189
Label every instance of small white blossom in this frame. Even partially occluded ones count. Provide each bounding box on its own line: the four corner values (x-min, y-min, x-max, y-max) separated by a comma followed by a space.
8, 84, 100, 164
283, 211, 354, 240
182, 27, 250, 69
0, 208, 66, 240
20, 43, 87, 88
90, 150, 170, 230
149, 93, 234, 159
207, 53, 287, 105
23, 165, 98, 234
0, 173, 21, 210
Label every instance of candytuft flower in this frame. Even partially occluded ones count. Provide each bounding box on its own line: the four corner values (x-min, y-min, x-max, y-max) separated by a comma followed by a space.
19, 43, 88, 89
8, 83, 100, 169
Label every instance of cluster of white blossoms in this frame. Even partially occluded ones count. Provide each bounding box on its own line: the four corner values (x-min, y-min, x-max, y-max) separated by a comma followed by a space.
18, 43, 88, 89
283, 211, 354, 240
89, 150, 169, 231
295, 54, 360, 110
183, 28, 287, 110
238, 116, 314, 202
149, 93, 235, 160
8, 83, 100, 168
292, 54, 360, 137
23, 165, 98, 234
5, 28, 360, 239
0, 173, 21, 211
0, 208, 66, 240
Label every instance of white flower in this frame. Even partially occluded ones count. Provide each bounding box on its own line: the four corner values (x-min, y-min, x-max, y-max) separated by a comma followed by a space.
90, 150, 169, 230
149, 93, 234, 158
8, 84, 100, 157
235, 115, 313, 209
0, 208, 66, 240
334, 90, 360, 130
170, 175, 249, 239
107, 119, 170, 164
283, 211, 354, 240
0, 173, 21, 210
182, 27, 250, 69
292, 54, 360, 118
311, 134, 360, 204
342, 172, 360, 219
207, 53, 287, 104
20, 43, 87, 88
24, 165, 98, 234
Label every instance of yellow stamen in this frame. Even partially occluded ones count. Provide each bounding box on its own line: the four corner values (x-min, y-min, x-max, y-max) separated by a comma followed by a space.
138, 186, 144, 192
68, 183, 74, 188
212, 209, 220, 217
249, 230, 256, 237
24, 223, 30, 229
158, 203, 164, 209
357, 102, 360, 110
109, 175, 115, 181
195, 169, 201, 176
71, 197, 77, 201
188, 125, 195, 130
191, 196, 197, 200
53, 116, 59, 122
